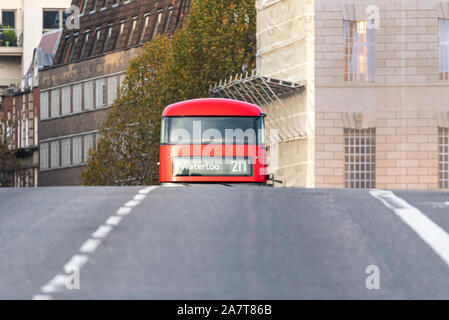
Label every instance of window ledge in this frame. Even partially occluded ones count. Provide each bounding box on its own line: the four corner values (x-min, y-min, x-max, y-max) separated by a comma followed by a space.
40, 105, 112, 122
40, 163, 87, 172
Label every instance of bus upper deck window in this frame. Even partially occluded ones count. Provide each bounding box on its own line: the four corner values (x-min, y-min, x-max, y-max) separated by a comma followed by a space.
259, 116, 265, 146
160, 118, 169, 144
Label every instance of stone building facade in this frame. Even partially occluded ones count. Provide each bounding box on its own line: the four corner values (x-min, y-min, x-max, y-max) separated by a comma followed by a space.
314, 0, 449, 190
39, 0, 191, 186
214, 0, 449, 190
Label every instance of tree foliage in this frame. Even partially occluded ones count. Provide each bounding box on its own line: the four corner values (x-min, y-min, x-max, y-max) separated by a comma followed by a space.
0, 121, 20, 187
82, 0, 256, 185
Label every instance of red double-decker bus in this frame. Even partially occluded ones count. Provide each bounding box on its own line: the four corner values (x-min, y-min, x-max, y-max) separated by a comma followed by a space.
159, 98, 267, 184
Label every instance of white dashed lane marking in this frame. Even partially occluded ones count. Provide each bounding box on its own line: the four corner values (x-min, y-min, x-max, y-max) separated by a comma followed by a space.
79, 239, 102, 254
92, 225, 113, 239
32, 186, 157, 300
41, 274, 69, 294
371, 189, 449, 268
134, 194, 146, 201
106, 216, 122, 226
63, 255, 89, 273
116, 207, 132, 216
124, 200, 140, 208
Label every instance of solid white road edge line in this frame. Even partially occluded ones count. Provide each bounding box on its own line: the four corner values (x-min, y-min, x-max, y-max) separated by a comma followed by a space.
370, 189, 449, 268
32, 186, 157, 300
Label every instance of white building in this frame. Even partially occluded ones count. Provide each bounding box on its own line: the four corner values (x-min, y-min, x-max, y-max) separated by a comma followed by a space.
213, 0, 449, 190
0, 0, 71, 96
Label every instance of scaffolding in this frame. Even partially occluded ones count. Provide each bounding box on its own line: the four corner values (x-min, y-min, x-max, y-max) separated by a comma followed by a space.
210, 70, 305, 144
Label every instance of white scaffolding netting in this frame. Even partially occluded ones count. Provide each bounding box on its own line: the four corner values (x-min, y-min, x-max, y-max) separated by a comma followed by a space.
210, 70, 304, 144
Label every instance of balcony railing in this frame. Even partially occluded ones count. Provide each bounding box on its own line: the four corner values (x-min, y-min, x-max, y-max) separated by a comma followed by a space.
0, 28, 23, 47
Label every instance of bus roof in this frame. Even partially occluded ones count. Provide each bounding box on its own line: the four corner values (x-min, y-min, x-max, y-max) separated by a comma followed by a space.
162, 98, 263, 117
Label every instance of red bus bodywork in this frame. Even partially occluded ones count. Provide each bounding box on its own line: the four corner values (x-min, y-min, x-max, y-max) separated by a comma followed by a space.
159, 98, 267, 184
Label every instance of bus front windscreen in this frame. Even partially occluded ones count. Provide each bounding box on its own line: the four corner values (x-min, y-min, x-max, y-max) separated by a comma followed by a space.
161, 117, 263, 145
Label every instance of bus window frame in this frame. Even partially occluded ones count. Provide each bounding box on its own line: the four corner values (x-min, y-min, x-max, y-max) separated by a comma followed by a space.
160, 116, 265, 146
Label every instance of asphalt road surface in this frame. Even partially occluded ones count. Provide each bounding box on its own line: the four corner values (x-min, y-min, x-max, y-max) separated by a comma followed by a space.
0, 185, 449, 299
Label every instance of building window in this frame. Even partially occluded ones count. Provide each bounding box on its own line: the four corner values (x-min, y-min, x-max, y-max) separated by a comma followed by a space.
61, 86, 71, 115
40, 143, 49, 169
164, 6, 173, 34
439, 19, 449, 80
61, 138, 71, 167
127, 16, 138, 47
84, 134, 94, 162
90, 26, 101, 56
64, 40, 73, 64
40, 91, 49, 120
108, 76, 117, 105
84, 81, 94, 110
115, 19, 126, 49
43, 10, 67, 32
62, 33, 78, 64
79, 29, 90, 59
69, 32, 79, 62
59, 35, 70, 64
90, 0, 99, 14
79, 0, 85, 14
344, 20, 375, 82
51, 89, 60, 118
50, 141, 60, 168
2, 11, 15, 28
103, 23, 113, 53
73, 84, 82, 113
439, 127, 449, 189
152, 10, 163, 39
344, 128, 376, 189
73, 136, 82, 164
96, 78, 106, 108
103, 0, 110, 10
140, 12, 151, 43
82, 0, 89, 15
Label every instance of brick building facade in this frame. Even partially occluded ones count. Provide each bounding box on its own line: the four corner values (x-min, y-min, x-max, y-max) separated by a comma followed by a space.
39, 0, 191, 186
1, 30, 62, 187
1, 88, 39, 186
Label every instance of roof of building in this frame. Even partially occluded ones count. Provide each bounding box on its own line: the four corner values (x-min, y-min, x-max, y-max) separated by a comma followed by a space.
26, 29, 62, 75
38, 29, 62, 56
52, 0, 191, 67
163, 98, 263, 117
